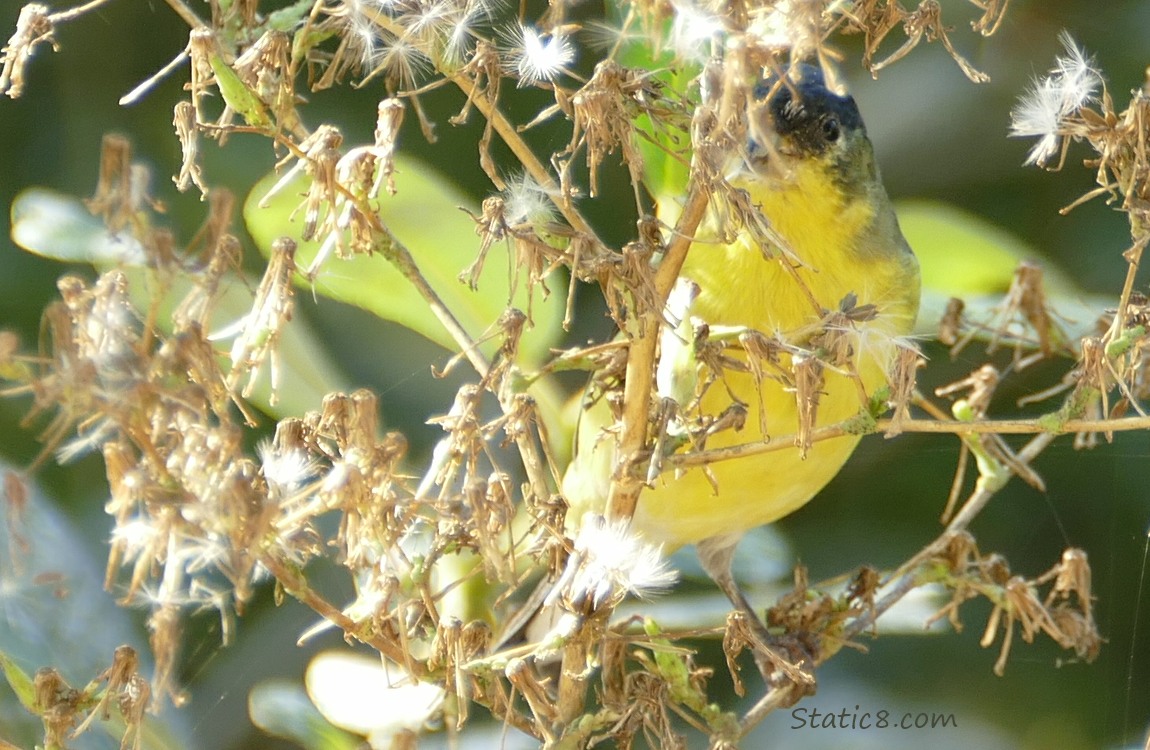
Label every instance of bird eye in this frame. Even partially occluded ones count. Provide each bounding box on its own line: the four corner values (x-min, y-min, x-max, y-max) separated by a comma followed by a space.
821, 117, 840, 142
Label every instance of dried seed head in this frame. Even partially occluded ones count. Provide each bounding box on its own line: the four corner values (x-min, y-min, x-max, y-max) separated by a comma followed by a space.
0, 4, 55, 99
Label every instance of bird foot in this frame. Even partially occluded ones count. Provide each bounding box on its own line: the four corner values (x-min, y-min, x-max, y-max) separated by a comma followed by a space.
749, 633, 817, 699
729, 610, 817, 696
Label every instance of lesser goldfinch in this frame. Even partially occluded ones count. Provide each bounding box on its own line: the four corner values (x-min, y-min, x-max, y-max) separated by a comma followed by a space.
562, 64, 921, 630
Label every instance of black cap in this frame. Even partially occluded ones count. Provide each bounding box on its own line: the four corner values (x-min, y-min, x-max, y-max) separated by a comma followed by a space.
754, 64, 864, 155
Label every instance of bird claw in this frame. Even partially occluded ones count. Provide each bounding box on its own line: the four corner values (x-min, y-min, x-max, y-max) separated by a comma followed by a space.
749, 633, 817, 696
727, 609, 817, 693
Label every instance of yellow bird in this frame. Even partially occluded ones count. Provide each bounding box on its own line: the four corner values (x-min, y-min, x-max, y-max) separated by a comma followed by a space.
562, 64, 921, 628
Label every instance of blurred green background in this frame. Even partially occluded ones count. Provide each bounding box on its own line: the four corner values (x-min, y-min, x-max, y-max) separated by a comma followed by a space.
0, 1, 1148, 748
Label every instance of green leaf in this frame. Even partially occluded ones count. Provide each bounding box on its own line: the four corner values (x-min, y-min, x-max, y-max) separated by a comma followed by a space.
897, 200, 1076, 297
242, 155, 566, 365
266, 0, 314, 32
304, 651, 445, 746
249, 680, 359, 750
631, 66, 695, 205
0, 651, 36, 713
11, 188, 146, 264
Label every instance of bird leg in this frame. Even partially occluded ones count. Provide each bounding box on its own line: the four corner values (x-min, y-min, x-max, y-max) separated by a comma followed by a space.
696, 534, 816, 690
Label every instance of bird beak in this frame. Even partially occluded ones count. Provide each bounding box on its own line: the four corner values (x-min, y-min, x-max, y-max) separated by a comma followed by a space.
740, 105, 794, 182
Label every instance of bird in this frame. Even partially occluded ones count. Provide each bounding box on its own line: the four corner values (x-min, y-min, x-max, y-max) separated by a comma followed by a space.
560, 63, 921, 660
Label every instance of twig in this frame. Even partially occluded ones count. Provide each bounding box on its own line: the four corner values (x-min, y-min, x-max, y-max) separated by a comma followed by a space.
369, 217, 492, 379
665, 413, 1150, 471
48, 0, 120, 23
877, 414, 1150, 434
839, 429, 1057, 642
366, 215, 555, 497
740, 683, 802, 736
1104, 229, 1149, 345
355, 6, 603, 248
605, 182, 710, 522
161, 0, 203, 29
258, 553, 418, 675
449, 72, 602, 246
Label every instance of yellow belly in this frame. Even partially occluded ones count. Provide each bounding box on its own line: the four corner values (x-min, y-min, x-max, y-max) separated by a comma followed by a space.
562, 159, 920, 550
628, 342, 877, 547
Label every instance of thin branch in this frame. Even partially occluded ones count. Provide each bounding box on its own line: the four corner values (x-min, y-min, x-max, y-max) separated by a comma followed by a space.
161, 0, 203, 29
48, 0, 120, 23
259, 553, 418, 675
839, 428, 1057, 643
370, 219, 493, 379
740, 683, 802, 736
605, 182, 711, 522
356, 6, 604, 248
666, 413, 1150, 471
449, 72, 603, 246
878, 414, 1150, 434
366, 216, 555, 497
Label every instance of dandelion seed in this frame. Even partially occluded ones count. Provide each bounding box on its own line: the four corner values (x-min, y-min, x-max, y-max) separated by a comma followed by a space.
341, 1, 386, 71
501, 173, 557, 226
550, 514, 677, 611
746, 0, 808, 55
406, 0, 452, 39
111, 518, 160, 556
320, 457, 353, 495
1010, 77, 1067, 167
1009, 32, 1100, 167
257, 439, 318, 492
440, 2, 489, 68
442, 22, 473, 67
174, 531, 230, 576
376, 34, 431, 88
582, 19, 640, 54
669, 0, 724, 63
56, 419, 118, 463
1052, 30, 1098, 97
505, 24, 573, 86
